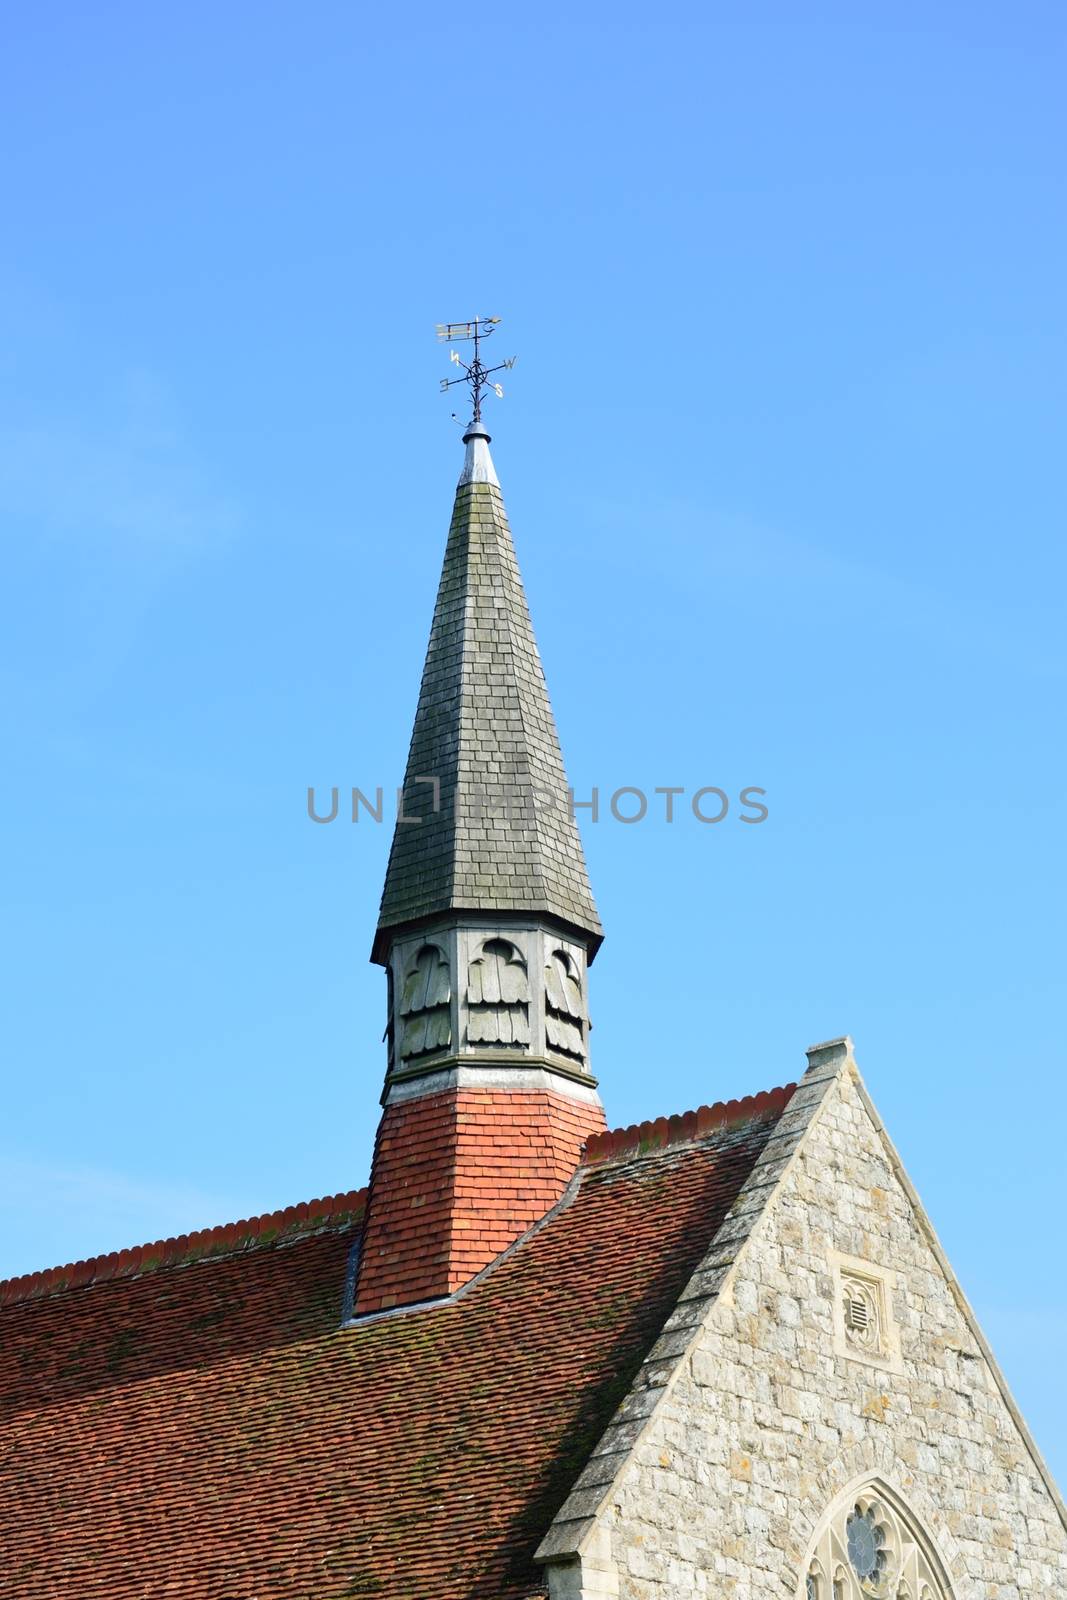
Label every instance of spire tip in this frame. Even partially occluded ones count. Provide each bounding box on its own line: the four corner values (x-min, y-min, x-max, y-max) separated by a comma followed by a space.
458, 422, 499, 488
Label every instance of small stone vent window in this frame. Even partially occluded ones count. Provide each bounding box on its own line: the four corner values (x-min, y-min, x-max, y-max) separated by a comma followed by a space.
829, 1252, 902, 1373
842, 1276, 880, 1350
797, 1485, 951, 1600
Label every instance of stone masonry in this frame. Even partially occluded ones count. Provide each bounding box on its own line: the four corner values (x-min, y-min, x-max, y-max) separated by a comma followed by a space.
538, 1044, 1067, 1599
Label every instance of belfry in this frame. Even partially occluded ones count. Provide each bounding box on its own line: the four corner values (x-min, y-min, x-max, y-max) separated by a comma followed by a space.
356, 373, 606, 1312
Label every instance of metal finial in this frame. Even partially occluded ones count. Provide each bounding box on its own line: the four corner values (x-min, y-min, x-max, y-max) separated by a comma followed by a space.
435, 316, 516, 424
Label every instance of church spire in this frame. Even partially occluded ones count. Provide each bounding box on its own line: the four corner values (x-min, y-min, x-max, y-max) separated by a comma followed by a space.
372, 408, 601, 966
354, 329, 606, 1315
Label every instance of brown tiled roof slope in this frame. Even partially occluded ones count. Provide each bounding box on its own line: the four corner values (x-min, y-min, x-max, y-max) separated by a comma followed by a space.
0, 1085, 793, 1600
0, 1189, 367, 1309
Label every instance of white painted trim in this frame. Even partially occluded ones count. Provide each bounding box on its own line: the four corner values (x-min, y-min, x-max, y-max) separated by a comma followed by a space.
384, 1062, 603, 1106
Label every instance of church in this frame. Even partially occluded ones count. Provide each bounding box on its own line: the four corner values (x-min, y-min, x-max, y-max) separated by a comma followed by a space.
2, 334, 1064, 1600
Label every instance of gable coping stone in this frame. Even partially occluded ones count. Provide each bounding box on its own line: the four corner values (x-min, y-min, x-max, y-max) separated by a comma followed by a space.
537, 1036, 1067, 1583
534, 1037, 853, 1570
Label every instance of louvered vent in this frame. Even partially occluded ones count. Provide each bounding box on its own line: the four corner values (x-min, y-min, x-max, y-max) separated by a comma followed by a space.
845, 1295, 869, 1332
836, 1265, 890, 1360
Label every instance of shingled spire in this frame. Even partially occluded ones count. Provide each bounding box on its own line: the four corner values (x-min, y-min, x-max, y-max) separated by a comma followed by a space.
355, 406, 606, 1316
372, 417, 601, 960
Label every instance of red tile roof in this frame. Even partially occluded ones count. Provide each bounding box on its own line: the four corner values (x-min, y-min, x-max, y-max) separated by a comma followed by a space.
0, 1086, 794, 1600
583, 1085, 795, 1166
0, 1190, 367, 1309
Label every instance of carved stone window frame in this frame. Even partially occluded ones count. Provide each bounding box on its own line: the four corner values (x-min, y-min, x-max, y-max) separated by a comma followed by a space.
797, 1480, 952, 1600
829, 1250, 903, 1374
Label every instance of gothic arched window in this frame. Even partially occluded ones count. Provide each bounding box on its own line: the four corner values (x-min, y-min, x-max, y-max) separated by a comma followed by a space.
798, 1487, 951, 1600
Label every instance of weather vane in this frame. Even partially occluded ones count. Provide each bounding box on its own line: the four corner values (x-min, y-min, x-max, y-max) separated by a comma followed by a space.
435, 316, 516, 424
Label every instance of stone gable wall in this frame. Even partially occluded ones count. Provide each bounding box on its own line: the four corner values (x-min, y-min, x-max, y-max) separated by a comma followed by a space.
591, 1069, 1066, 1599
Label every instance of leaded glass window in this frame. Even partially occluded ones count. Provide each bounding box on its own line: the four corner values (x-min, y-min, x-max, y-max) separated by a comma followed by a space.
797, 1486, 951, 1600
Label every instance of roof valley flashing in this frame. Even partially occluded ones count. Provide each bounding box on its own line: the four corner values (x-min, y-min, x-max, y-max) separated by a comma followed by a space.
354, 417, 606, 1315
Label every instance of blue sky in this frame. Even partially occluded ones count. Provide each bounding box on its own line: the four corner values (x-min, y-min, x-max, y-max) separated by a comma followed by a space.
2, 4, 1065, 1482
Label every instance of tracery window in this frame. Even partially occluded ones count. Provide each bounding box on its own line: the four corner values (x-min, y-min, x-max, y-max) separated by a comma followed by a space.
799, 1487, 951, 1600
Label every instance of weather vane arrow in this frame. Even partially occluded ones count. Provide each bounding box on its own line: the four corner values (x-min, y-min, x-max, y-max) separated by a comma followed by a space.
435, 315, 516, 423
